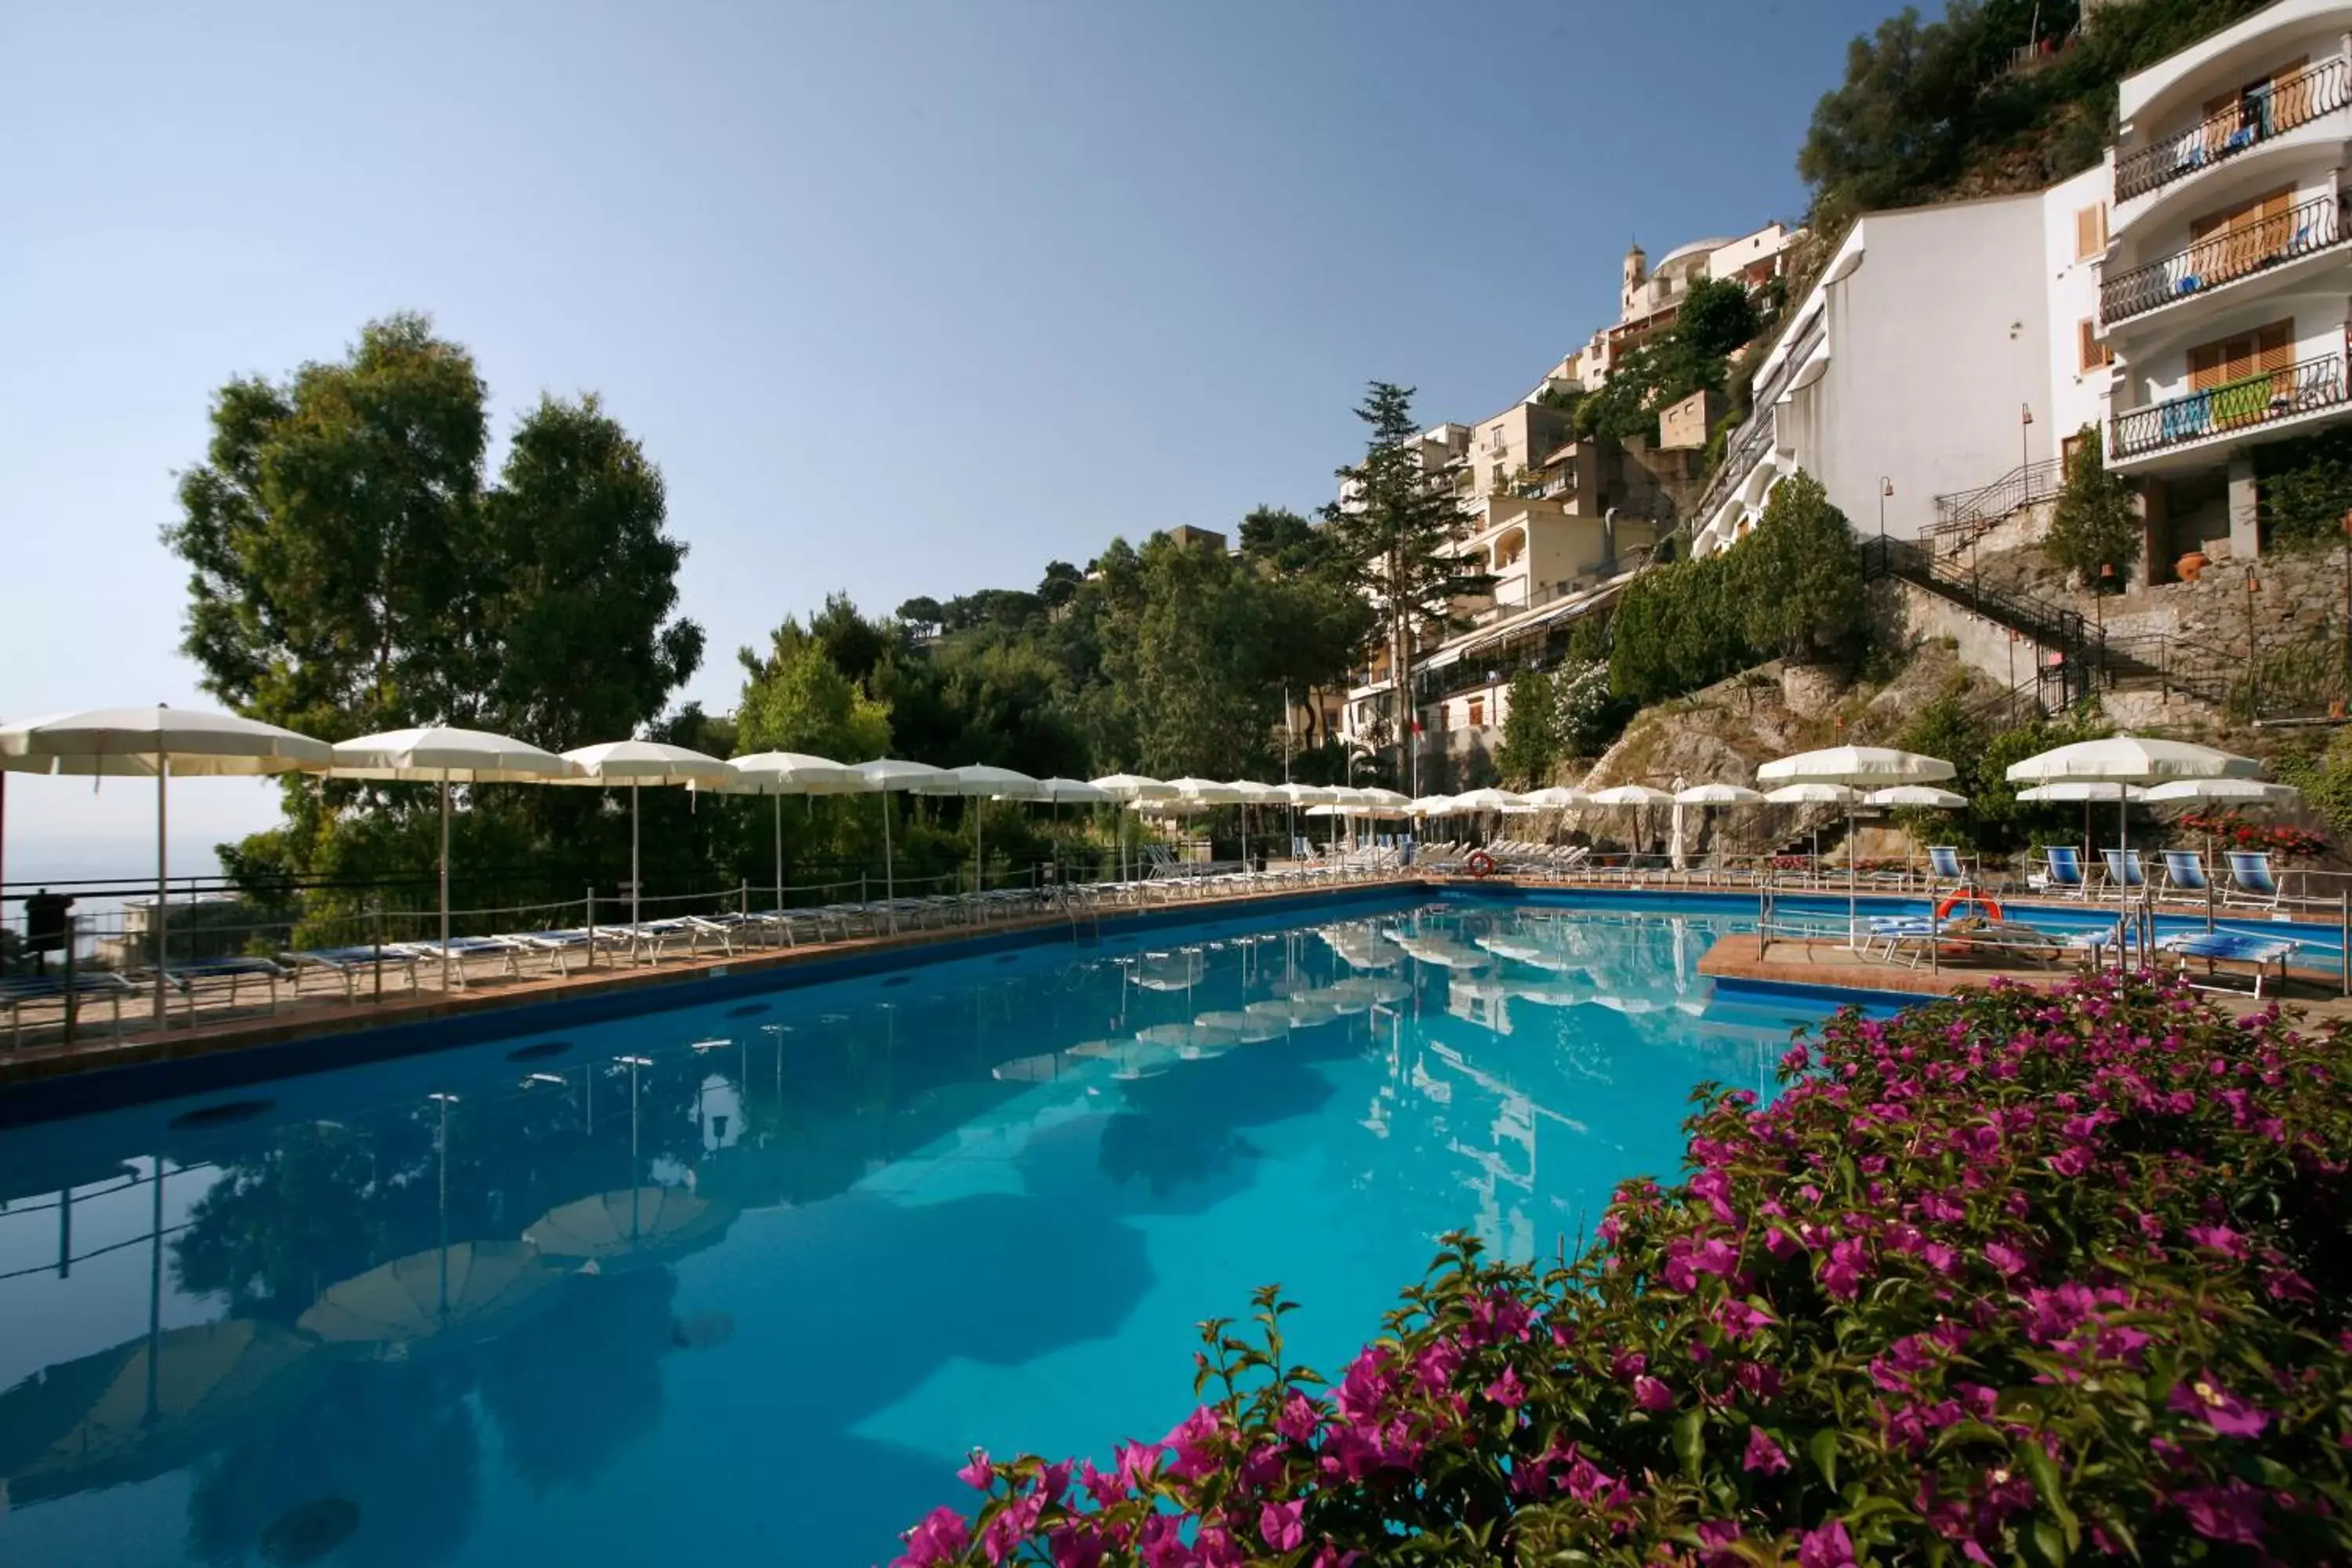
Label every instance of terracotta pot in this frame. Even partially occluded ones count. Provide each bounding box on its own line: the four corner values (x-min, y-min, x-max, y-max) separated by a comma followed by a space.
2175, 550, 2209, 583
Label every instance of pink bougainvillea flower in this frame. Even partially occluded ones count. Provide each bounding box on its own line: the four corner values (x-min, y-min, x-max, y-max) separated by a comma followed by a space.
1743, 1425, 1791, 1475
1485, 1366, 1526, 1409
2169, 1374, 2270, 1438
1632, 1374, 1672, 1411
1276, 1392, 1323, 1443
1797, 1518, 1856, 1568
895, 1507, 971, 1568
956, 1448, 993, 1490
1259, 1498, 1305, 1552
2176, 1482, 2269, 1545
1984, 1241, 2030, 1277
2184, 1224, 2249, 1259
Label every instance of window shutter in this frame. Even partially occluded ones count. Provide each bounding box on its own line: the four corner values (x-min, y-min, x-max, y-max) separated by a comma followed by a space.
2075, 206, 2103, 260
2188, 339, 2226, 390
2257, 320, 2295, 376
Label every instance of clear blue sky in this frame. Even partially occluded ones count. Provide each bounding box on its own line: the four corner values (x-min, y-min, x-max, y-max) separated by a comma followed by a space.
0, 0, 1899, 869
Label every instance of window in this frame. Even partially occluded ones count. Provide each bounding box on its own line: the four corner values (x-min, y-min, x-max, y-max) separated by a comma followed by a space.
2078, 318, 2114, 372
1467, 696, 1486, 729
2074, 205, 2107, 260
2187, 318, 2294, 391
1489, 425, 1508, 451
2060, 432, 2088, 469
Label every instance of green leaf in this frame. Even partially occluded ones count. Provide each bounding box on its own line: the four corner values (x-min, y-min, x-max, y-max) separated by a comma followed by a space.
1674, 1409, 1705, 1479
1809, 1428, 1839, 1491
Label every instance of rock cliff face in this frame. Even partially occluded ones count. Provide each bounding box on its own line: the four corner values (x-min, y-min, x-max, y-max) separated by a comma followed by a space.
1540, 642, 1994, 860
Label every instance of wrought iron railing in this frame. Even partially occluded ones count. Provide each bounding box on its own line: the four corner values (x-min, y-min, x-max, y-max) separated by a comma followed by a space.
2114, 55, 2351, 203
2108, 351, 2348, 459
2101, 192, 2345, 324
1691, 314, 1824, 524
1926, 457, 2063, 550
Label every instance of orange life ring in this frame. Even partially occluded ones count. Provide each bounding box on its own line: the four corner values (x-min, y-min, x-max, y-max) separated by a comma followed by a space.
1465, 850, 1498, 878
1934, 891, 2002, 923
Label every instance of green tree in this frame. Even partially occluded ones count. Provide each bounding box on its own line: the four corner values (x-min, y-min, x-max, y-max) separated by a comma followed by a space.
2255, 425, 2352, 553
1732, 471, 1870, 669
1325, 383, 1493, 782
1675, 277, 1762, 359
2046, 426, 2140, 588
168, 314, 492, 740
1494, 668, 1559, 789
735, 620, 891, 761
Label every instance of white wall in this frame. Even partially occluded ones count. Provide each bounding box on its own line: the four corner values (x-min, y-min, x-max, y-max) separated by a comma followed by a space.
1787, 196, 2054, 539
2044, 163, 2115, 445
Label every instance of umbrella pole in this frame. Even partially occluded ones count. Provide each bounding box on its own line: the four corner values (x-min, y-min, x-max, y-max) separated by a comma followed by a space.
774, 790, 783, 910
630, 782, 641, 933
1847, 804, 1858, 948
154, 753, 168, 1029
882, 792, 895, 932
2118, 785, 2130, 971
975, 797, 983, 902
440, 778, 452, 994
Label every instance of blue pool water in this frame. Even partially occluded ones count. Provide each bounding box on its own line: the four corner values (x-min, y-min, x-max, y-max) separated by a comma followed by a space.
0, 894, 1846, 1566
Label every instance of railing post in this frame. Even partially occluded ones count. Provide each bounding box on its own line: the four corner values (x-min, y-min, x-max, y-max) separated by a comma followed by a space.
372, 898, 383, 1004
586, 886, 596, 971
60, 914, 77, 1049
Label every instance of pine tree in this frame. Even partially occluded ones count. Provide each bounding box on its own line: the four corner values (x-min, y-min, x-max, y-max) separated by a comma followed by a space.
1324, 383, 1493, 788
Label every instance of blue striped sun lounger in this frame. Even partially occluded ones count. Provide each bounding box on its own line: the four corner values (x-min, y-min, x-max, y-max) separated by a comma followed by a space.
2100, 849, 2147, 889
281, 946, 420, 998
164, 956, 292, 1014
2, 971, 136, 1045
2042, 847, 2088, 898
2224, 851, 2284, 910
2159, 929, 2299, 998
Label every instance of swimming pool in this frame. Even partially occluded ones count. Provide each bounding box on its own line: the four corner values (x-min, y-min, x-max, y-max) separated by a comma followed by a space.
0, 894, 1848, 1566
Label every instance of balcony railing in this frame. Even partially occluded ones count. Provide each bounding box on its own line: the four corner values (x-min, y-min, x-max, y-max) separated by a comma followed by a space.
2101, 191, 2345, 323
1691, 314, 1824, 521
2114, 56, 2350, 203
2108, 350, 2348, 459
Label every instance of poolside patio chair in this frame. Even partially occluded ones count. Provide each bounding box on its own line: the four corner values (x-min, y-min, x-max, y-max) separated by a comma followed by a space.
2100, 848, 2147, 891
1926, 846, 1965, 891
2159, 928, 2299, 998
2037, 847, 2089, 899
503, 928, 627, 976
2223, 851, 2285, 911
2160, 851, 2212, 902
281, 945, 420, 1000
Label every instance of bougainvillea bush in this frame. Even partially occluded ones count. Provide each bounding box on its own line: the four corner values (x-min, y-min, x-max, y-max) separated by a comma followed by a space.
895, 972, 2352, 1566
2176, 813, 2332, 862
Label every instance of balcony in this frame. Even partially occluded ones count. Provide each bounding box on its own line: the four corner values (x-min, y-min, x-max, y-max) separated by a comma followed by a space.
2108, 350, 2348, 460
2102, 192, 2346, 325
2114, 56, 2350, 205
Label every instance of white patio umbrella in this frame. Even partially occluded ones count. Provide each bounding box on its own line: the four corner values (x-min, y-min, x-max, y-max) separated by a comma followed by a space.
1523, 786, 1586, 808
1166, 777, 1243, 804
1585, 783, 1675, 869
329, 728, 577, 992
2138, 779, 2303, 881
1091, 775, 1174, 884
1352, 787, 1411, 816
1036, 777, 1113, 804
846, 758, 954, 924
1763, 782, 1860, 883
1407, 794, 1457, 817
557, 741, 737, 931
1761, 747, 1955, 941
2007, 737, 2262, 950
1674, 783, 1766, 805
723, 753, 859, 913
944, 764, 1044, 895
0, 707, 332, 1025
1865, 785, 1970, 809
1451, 787, 1526, 812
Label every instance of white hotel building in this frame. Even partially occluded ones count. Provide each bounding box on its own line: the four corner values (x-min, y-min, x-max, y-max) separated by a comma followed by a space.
1696, 0, 2352, 574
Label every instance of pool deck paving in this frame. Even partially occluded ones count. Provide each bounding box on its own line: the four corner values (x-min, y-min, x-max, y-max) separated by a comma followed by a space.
6, 873, 2348, 1094
1700, 932, 2352, 1022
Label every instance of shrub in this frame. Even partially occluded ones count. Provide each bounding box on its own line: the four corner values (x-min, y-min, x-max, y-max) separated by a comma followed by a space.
2175, 812, 2331, 861
899, 972, 2352, 1566
2045, 427, 2140, 590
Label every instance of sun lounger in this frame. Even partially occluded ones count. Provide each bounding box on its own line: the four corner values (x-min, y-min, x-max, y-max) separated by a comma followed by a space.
397, 935, 526, 986
2, 971, 136, 1046
164, 956, 291, 1015
1927, 846, 1965, 889
500, 928, 627, 975
2100, 848, 2147, 891
2159, 929, 2299, 998
281, 945, 420, 1000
